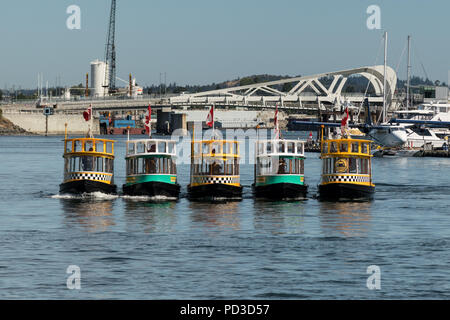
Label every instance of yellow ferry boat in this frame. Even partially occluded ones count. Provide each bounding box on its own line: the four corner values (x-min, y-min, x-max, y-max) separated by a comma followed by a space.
60, 137, 117, 194
187, 138, 243, 199
318, 133, 375, 200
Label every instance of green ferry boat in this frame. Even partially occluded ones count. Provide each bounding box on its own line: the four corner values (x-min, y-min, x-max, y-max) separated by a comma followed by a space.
253, 139, 308, 200
122, 139, 180, 198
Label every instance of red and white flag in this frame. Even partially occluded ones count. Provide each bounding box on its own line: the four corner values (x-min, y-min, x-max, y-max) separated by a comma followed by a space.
274, 104, 280, 139
144, 104, 151, 135
206, 105, 214, 128
341, 106, 349, 135
83, 104, 92, 122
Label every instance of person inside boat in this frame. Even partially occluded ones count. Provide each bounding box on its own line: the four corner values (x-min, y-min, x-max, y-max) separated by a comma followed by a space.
277, 158, 287, 174
211, 160, 222, 175
145, 158, 157, 174
82, 148, 94, 171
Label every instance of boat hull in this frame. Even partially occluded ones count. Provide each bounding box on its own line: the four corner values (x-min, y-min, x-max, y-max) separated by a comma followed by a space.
187, 183, 243, 200
123, 181, 180, 198
59, 180, 117, 195
253, 183, 308, 200
318, 183, 374, 200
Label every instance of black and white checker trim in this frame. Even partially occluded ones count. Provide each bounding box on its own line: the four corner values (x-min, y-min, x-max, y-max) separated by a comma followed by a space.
65, 172, 112, 182
193, 176, 240, 184
322, 175, 370, 183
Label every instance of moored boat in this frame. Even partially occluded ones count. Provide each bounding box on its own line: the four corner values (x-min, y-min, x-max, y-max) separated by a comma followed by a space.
122, 139, 180, 198
253, 139, 308, 200
318, 135, 375, 200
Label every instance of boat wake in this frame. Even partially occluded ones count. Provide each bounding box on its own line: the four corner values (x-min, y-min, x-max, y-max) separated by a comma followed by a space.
51, 192, 119, 200
121, 195, 178, 202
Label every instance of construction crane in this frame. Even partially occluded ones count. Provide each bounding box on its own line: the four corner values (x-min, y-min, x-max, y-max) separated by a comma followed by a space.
104, 0, 117, 94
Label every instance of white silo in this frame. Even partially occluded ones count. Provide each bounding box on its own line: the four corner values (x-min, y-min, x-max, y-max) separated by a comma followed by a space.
90, 60, 109, 97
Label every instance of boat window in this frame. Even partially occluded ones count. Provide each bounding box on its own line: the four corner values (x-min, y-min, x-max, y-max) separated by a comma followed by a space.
74, 140, 82, 152
349, 157, 357, 173
211, 142, 221, 155
96, 141, 104, 153
267, 142, 273, 154
143, 157, 157, 174
359, 158, 369, 174
147, 141, 156, 153
297, 142, 304, 154
168, 142, 175, 154
65, 142, 72, 153
300, 158, 304, 174
105, 158, 114, 173
85, 140, 94, 152
233, 142, 238, 155
340, 142, 348, 152
225, 159, 234, 175
287, 142, 295, 154
361, 143, 368, 154
193, 142, 200, 156
224, 142, 232, 155
127, 142, 135, 155
322, 142, 328, 153
158, 141, 166, 153
278, 142, 285, 153
277, 158, 288, 174
106, 142, 113, 154
96, 157, 104, 172
64, 158, 70, 173
202, 142, 210, 154
83, 156, 95, 171
351, 143, 359, 153
330, 142, 338, 153
136, 142, 145, 153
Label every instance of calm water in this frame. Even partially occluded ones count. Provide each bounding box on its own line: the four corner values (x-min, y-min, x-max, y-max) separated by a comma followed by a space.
1, 133, 450, 299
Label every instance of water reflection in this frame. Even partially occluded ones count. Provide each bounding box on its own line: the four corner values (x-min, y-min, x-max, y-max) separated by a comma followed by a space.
123, 200, 177, 233
60, 199, 115, 232
189, 201, 240, 230
319, 201, 372, 237
253, 200, 307, 234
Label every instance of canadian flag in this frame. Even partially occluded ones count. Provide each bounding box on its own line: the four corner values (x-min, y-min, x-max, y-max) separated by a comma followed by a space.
274, 104, 280, 139
341, 106, 349, 135
83, 104, 92, 122
206, 105, 214, 128
144, 104, 151, 135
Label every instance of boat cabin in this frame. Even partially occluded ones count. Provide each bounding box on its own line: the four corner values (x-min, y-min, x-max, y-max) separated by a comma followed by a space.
190, 140, 240, 186
320, 138, 373, 184
125, 139, 177, 177
63, 138, 115, 185
255, 140, 305, 178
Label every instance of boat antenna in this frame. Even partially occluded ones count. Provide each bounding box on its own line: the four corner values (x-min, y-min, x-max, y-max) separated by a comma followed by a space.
406, 35, 411, 111
383, 31, 388, 123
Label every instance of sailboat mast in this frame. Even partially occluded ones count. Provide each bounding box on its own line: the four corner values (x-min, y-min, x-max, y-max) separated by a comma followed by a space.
406, 35, 411, 111
383, 31, 388, 123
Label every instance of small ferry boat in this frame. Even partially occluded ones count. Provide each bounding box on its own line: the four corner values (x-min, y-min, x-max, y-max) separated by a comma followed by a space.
318, 134, 375, 200
60, 137, 117, 194
253, 139, 308, 200
122, 139, 180, 198
187, 138, 243, 200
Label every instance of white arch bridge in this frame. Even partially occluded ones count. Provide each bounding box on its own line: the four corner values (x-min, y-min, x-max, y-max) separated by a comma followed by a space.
170, 65, 397, 110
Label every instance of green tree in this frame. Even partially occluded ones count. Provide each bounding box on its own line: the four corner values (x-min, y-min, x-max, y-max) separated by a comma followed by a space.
0, 89, 3, 100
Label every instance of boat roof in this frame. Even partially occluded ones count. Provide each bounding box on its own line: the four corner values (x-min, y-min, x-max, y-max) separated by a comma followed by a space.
255, 139, 305, 157
126, 139, 177, 157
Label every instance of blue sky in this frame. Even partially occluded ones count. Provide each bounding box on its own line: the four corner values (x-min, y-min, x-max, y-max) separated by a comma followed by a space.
1, 0, 449, 89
